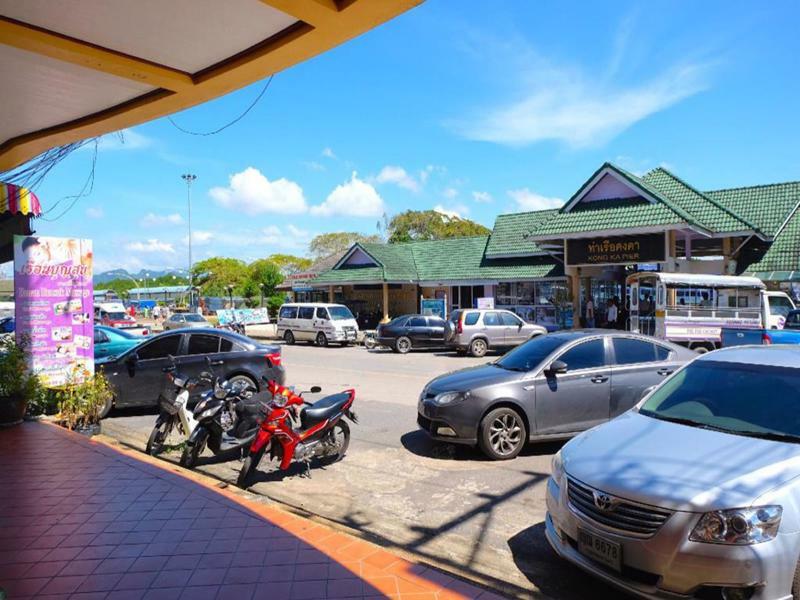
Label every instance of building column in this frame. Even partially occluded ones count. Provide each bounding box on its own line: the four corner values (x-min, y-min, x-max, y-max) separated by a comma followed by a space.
722, 237, 732, 274
381, 282, 390, 323
328, 285, 334, 303
668, 231, 678, 270
566, 266, 581, 330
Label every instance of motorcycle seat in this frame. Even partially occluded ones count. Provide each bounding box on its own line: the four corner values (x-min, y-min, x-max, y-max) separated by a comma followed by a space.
301, 393, 350, 428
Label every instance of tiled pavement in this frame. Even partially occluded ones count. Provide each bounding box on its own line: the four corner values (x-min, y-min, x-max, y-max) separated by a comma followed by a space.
0, 422, 505, 600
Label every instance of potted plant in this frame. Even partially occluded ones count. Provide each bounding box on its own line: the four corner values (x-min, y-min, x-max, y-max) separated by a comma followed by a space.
0, 336, 41, 426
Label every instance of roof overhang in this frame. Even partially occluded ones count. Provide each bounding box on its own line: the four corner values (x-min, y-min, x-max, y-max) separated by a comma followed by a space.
0, 0, 422, 170
526, 223, 713, 242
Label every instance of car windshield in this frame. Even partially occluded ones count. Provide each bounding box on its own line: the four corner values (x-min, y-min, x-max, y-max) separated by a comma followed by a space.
185, 314, 206, 322
639, 360, 800, 441
107, 312, 128, 320
328, 306, 355, 320
494, 335, 568, 371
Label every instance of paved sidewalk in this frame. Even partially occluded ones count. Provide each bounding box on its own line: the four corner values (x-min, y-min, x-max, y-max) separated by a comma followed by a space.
0, 421, 504, 600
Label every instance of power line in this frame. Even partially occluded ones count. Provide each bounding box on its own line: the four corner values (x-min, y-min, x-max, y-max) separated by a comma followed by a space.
167, 75, 274, 136
39, 139, 99, 222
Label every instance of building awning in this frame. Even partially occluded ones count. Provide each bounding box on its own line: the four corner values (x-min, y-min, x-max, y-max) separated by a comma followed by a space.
0, 182, 42, 216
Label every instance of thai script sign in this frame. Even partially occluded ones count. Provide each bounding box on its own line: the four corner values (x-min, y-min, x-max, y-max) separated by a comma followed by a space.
567, 233, 665, 266
14, 235, 94, 387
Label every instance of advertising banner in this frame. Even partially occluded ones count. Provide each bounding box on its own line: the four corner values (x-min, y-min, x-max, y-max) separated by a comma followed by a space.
216, 307, 270, 325
476, 297, 495, 309
420, 298, 446, 319
13, 235, 94, 387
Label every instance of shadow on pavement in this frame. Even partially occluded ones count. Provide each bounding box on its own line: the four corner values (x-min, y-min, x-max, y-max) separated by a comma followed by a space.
400, 429, 567, 462
508, 522, 622, 600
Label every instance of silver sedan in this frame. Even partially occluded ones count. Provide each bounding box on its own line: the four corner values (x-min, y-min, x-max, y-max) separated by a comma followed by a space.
547, 345, 800, 600
162, 313, 209, 330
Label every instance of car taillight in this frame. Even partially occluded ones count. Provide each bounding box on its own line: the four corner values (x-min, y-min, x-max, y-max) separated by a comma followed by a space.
266, 351, 282, 367
762, 332, 773, 345
456, 315, 463, 334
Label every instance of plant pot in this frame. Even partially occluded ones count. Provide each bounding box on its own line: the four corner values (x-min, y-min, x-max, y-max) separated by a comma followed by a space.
0, 394, 28, 427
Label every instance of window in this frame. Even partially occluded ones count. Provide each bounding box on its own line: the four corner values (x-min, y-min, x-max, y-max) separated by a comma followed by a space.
768, 295, 795, 318
187, 334, 220, 355
298, 307, 315, 319
407, 317, 426, 327
427, 317, 446, 327
655, 345, 672, 361
220, 338, 234, 352
316, 307, 330, 320
94, 330, 109, 344
483, 312, 502, 326
279, 306, 298, 319
500, 312, 522, 326
613, 338, 658, 365
558, 339, 606, 371
464, 312, 480, 326
185, 314, 205, 322
785, 312, 800, 329
496, 335, 568, 371
137, 335, 181, 360
329, 306, 355, 320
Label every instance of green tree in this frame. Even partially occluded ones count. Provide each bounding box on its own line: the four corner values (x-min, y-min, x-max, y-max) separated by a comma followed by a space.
386, 210, 490, 243
309, 232, 381, 259
242, 259, 283, 306
191, 257, 248, 297
267, 253, 312, 275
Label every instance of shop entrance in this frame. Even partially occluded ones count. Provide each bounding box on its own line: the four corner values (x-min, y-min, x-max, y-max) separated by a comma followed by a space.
451, 285, 484, 310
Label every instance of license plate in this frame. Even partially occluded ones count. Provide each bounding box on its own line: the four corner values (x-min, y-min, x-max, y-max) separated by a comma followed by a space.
577, 528, 621, 572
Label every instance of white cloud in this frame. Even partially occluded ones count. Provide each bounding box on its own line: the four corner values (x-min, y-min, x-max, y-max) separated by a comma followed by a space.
434, 203, 470, 219
85, 207, 104, 219
182, 230, 213, 246
419, 165, 446, 185
303, 161, 326, 172
287, 224, 310, 238
321, 147, 337, 159
141, 212, 183, 226
508, 188, 564, 211
375, 165, 420, 193
260, 224, 312, 250
442, 187, 459, 200
451, 29, 714, 148
125, 239, 175, 253
311, 172, 385, 218
472, 191, 493, 203
95, 128, 153, 151
209, 167, 307, 215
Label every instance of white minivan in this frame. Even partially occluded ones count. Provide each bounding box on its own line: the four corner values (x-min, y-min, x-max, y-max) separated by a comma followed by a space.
277, 303, 359, 347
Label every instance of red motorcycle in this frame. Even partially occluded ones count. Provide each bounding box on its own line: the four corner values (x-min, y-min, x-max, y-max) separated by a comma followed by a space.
237, 380, 357, 487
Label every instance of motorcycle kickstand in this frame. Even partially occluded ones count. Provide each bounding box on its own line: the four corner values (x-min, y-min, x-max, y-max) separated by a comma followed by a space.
300, 459, 312, 478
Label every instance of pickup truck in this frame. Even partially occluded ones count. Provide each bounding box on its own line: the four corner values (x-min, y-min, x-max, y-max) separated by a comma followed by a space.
722, 309, 800, 347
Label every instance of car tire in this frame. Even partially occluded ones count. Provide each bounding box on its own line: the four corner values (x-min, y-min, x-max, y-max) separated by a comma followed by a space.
284, 330, 295, 345
469, 338, 488, 357
316, 332, 328, 347
98, 393, 114, 419
227, 374, 257, 394
478, 407, 527, 460
792, 560, 800, 599
395, 336, 412, 354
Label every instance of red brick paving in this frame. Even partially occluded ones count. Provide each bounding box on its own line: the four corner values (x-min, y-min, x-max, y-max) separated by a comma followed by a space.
0, 422, 504, 599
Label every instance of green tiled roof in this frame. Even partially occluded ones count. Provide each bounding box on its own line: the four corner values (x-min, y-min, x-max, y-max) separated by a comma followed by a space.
312, 236, 562, 284
530, 198, 685, 236
706, 182, 800, 237
485, 210, 558, 257
744, 204, 800, 274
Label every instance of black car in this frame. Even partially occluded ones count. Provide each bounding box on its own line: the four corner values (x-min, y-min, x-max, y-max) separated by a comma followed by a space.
417, 330, 695, 460
97, 328, 284, 418
377, 314, 447, 353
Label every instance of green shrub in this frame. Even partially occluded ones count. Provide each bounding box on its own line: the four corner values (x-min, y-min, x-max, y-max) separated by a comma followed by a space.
56, 367, 114, 430
0, 336, 43, 403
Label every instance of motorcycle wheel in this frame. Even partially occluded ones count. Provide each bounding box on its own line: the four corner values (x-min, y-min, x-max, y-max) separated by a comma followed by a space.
321, 420, 350, 465
179, 429, 207, 469
364, 336, 377, 350
146, 417, 172, 456
237, 446, 265, 488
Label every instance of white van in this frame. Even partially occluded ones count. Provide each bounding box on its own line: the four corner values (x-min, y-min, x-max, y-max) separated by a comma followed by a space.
277, 303, 359, 347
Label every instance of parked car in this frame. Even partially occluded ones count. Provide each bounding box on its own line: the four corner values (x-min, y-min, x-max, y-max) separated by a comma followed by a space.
0, 316, 14, 333
277, 302, 359, 347
418, 331, 694, 459
163, 312, 210, 330
94, 301, 149, 335
444, 309, 547, 357
722, 308, 800, 347
546, 345, 800, 600
94, 325, 144, 359
376, 314, 447, 353
96, 328, 284, 418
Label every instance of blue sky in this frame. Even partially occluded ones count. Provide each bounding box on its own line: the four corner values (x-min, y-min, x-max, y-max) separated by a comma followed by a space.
20, 0, 800, 274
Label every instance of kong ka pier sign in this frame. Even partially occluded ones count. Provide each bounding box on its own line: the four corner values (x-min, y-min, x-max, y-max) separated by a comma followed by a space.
566, 233, 665, 267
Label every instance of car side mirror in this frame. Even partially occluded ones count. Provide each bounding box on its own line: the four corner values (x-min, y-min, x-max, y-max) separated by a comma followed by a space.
310, 386, 322, 393
518, 322, 523, 329
546, 360, 568, 375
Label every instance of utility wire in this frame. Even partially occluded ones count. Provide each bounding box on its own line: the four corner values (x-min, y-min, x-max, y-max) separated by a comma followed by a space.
167, 75, 274, 136
39, 139, 98, 222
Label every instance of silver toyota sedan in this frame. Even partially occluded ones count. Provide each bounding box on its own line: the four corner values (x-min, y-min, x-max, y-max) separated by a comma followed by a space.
546, 345, 800, 600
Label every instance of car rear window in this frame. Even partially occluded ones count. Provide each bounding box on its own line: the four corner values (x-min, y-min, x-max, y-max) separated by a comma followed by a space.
613, 338, 661, 365
187, 334, 220, 355
407, 317, 426, 327
137, 335, 181, 360
464, 312, 480, 326
279, 306, 298, 319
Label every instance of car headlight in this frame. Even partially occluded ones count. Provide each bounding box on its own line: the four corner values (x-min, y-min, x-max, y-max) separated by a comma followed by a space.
433, 391, 469, 406
690, 506, 782, 545
551, 450, 565, 484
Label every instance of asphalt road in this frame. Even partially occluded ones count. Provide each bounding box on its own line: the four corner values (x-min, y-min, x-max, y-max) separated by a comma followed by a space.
102, 342, 622, 599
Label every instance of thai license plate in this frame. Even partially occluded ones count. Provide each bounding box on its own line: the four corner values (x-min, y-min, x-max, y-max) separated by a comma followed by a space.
577, 528, 621, 572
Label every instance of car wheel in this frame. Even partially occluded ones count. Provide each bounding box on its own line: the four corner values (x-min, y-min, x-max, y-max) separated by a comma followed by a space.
284, 330, 295, 345
227, 374, 257, 394
98, 393, 114, 419
395, 336, 412, 354
316, 332, 328, 347
478, 407, 526, 460
792, 560, 800, 598
469, 338, 488, 357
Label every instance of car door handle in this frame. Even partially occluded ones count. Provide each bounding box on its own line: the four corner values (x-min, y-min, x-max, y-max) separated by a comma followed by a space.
657, 368, 673, 376
590, 376, 608, 384
209, 360, 224, 366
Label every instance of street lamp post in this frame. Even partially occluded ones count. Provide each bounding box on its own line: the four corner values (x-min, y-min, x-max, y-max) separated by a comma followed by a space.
181, 173, 197, 307
259, 283, 265, 308
227, 285, 234, 309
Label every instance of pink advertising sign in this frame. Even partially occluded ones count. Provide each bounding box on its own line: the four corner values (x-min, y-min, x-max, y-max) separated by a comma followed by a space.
13, 235, 94, 387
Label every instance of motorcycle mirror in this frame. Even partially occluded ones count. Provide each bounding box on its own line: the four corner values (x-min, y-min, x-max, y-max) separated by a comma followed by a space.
310, 386, 322, 394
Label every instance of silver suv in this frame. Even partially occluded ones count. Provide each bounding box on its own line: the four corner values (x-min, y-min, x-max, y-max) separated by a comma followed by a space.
444, 309, 547, 357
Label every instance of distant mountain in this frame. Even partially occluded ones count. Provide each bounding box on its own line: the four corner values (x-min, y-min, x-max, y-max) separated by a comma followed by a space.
94, 269, 185, 285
